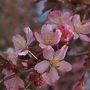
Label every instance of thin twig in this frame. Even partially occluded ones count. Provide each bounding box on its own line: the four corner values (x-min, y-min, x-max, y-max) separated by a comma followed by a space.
25, 81, 32, 89
28, 51, 38, 60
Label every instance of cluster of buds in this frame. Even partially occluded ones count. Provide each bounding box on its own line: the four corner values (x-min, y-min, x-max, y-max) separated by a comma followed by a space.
0, 10, 90, 90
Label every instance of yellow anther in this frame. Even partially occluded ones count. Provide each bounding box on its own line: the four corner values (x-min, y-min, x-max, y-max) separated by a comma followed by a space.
50, 59, 60, 67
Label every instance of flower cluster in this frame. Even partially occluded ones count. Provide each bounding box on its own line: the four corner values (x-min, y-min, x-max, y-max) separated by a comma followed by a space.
0, 10, 90, 90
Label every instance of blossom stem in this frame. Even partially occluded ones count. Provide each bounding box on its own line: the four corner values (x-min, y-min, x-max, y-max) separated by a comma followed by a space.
28, 51, 38, 60
25, 81, 32, 89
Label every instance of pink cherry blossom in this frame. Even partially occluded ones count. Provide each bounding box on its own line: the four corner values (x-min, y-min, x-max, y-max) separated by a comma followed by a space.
58, 24, 74, 42
71, 14, 90, 42
48, 10, 72, 25
12, 27, 35, 55
48, 10, 90, 42
35, 24, 62, 48
48, 10, 61, 24
34, 45, 72, 85
2, 69, 24, 90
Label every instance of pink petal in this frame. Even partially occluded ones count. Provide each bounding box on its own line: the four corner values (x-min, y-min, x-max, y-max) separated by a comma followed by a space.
43, 47, 54, 60
12, 34, 26, 51
39, 43, 47, 48
72, 15, 86, 34
58, 61, 72, 72
79, 34, 90, 42
24, 27, 35, 45
34, 32, 44, 44
42, 73, 51, 85
42, 67, 59, 85
62, 11, 71, 20
34, 60, 50, 73
39, 43, 51, 49
54, 45, 68, 60
53, 29, 62, 44
48, 67, 60, 83
62, 12, 73, 27
72, 14, 81, 25
41, 24, 53, 40
48, 10, 61, 24
41, 24, 53, 36
73, 32, 79, 40
82, 22, 90, 34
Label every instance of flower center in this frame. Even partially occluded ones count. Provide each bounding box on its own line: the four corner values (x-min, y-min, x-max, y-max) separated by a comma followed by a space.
50, 59, 60, 67
55, 17, 62, 24
44, 35, 53, 45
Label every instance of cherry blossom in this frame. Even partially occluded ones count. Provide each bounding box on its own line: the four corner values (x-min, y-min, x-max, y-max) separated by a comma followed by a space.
71, 14, 90, 42
48, 10, 62, 24
48, 10, 90, 42
48, 10, 72, 26
2, 69, 24, 90
35, 24, 62, 48
34, 45, 72, 85
0, 5, 89, 89
12, 27, 35, 55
